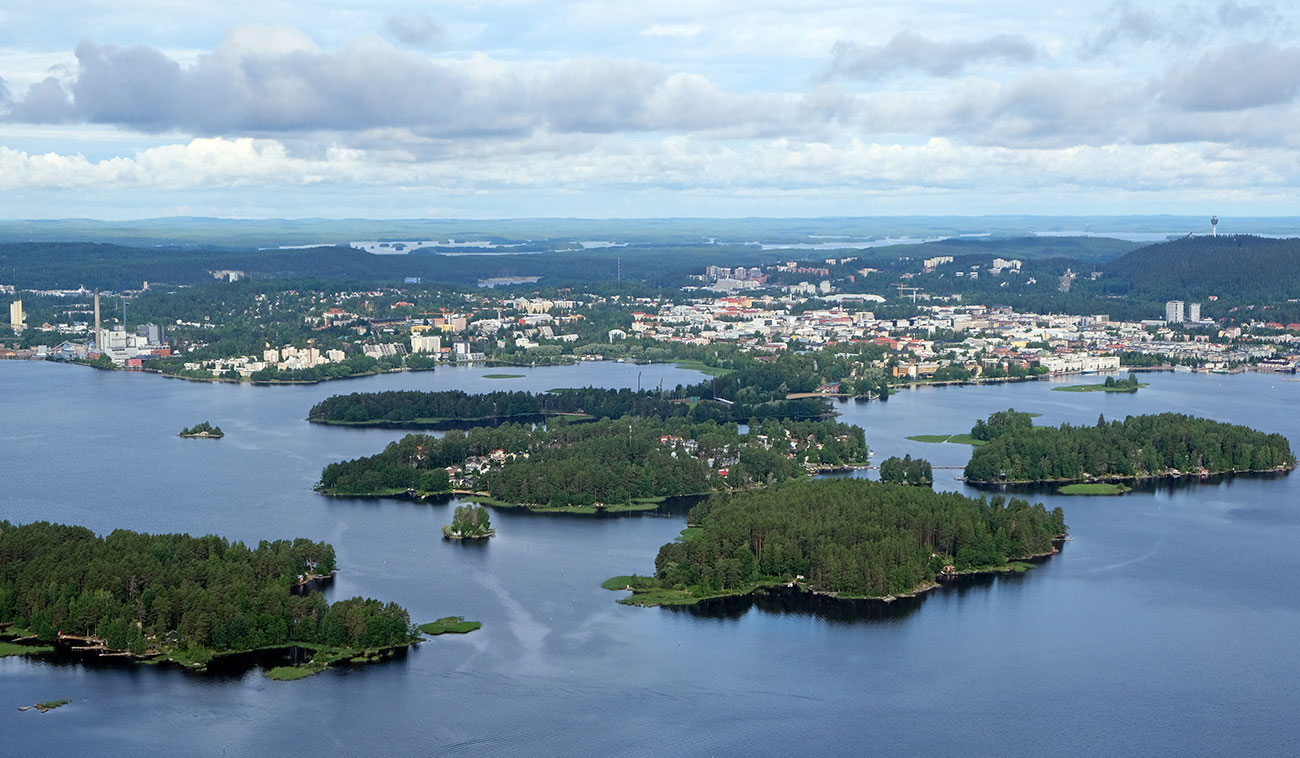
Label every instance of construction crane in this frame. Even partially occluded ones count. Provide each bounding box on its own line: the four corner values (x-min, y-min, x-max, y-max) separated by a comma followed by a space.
895, 285, 922, 302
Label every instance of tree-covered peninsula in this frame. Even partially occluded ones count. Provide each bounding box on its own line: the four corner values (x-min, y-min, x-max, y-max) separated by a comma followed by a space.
963, 410, 1296, 484
607, 479, 1066, 605
317, 416, 869, 509
0, 521, 417, 670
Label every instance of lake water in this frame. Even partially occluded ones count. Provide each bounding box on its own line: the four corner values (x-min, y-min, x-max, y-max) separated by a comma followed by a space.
3, 363, 1298, 756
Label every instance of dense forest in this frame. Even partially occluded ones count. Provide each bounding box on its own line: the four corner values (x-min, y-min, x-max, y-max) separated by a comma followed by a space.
963, 410, 1297, 483
308, 372, 838, 428
317, 416, 869, 506
1098, 235, 1300, 302
0, 522, 414, 656
625, 479, 1065, 600
309, 388, 687, 425
879, 454, 933, 485
0, 240, 803, 290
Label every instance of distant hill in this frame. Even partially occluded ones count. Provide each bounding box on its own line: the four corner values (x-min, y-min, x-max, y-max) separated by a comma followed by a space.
857, 235, 1144, 264
1100, 235, 1300, 302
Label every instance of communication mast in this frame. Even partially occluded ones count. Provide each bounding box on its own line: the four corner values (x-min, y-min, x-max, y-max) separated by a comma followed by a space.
1211, 216, 1218, 237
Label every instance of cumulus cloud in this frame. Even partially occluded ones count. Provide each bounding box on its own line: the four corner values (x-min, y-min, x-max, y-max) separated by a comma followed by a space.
823, 30, 1039, 80
1156, 42, 1300, 110
4, 23, 1300, 160
1084, 1, 1288, 54
0, 31, 862, 142
3, 135, 1294, 199
386, 14, 444, 49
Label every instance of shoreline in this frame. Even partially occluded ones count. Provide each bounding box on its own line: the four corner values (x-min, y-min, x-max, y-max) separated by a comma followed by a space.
966, 463, 1297, 487
609, 538, 1066, 608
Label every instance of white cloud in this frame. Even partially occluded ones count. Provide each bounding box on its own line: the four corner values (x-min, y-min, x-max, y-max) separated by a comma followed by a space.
640, 24, 703, 38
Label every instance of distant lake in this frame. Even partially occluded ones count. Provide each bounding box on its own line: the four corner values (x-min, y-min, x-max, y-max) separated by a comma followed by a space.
3, 364, 1299, 756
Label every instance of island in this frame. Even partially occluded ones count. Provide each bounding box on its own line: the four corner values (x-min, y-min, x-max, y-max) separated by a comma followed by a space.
419, 617, 482, 635
316, 416, 869, 511
443, 505, 495, 539
1052, 374, 1146, 393
17, 699, 70, 714
0, 521, 433, 681
878, 454, 933, 485
305, 368, 838, 428
962, 409, 1296, 485
179, 421, 223, 438
605, 478, 1067, 606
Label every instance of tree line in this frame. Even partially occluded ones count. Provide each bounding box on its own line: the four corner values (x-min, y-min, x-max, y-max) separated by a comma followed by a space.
879, 454, 933, 485
0, 521, 414, 656
641, 479, 1066, 598
309, 381, 834, 427
963, 410, 1297, 483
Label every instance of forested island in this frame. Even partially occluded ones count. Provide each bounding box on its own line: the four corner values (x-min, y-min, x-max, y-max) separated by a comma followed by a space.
879, 454, 933, 485
0, 521, 422, 678
179, 421, 223, 438
443, 505, 494, 539
1052, 374, 1145, 393
606, 479, 1066, 605
306, 360, 852, 428
317, 416, 869, 510
963, 410, 1296, 484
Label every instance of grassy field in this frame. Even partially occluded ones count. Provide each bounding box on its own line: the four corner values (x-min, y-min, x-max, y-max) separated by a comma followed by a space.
419, 617, 483, 636
0, 641, 54, 657
673, 360, 734, 377
602, 575, 788, 607
267, 665, 323, 681
1059, 482, 1131, 495
483, 374, 524, 379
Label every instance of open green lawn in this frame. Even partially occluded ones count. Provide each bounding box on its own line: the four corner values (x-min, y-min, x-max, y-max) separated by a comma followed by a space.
267, 665, 323, 681
673, 360, 734, 377
602, 576, 788, 607
1059, 482, 1131, 495
419, 617, 482, 635
0, 641, 54, 657
483, 374, 524, 379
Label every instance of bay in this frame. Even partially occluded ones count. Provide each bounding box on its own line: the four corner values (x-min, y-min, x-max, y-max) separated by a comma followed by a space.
2, 363, 1297, 756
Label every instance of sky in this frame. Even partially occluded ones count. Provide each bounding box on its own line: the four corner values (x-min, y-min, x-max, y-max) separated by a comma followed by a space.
1, 1, 1298, 219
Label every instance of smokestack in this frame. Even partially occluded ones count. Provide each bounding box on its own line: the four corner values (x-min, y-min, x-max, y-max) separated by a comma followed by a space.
94, 292, 101, 351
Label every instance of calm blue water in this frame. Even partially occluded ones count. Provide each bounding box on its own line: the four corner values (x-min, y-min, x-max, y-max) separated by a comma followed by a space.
2, 363, 1298, 756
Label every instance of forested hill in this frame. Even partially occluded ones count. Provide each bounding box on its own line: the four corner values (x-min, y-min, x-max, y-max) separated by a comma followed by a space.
1099, 235, 1300, 301
0, 240, 798, 290
861, 235, 1142, 264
